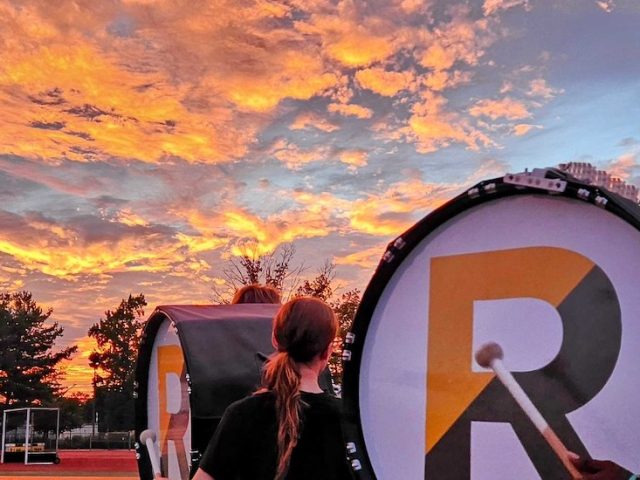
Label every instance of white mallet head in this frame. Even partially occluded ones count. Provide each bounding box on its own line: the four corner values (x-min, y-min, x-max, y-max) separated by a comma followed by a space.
475, 341, 504, 368
140, 429, 161, 476
140, 429, 156, 444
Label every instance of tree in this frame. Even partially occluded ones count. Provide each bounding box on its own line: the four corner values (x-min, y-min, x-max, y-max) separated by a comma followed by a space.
212, 244, 305, 303
214, 246, 361, 388
295, 260, 335, 301
0, 291, 77, 407
55, 393, 90, 432
88, 294, 146, 431
328, 289, 361, 385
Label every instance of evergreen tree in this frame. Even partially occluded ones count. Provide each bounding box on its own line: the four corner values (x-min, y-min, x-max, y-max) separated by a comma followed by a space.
0, 291, 77, 406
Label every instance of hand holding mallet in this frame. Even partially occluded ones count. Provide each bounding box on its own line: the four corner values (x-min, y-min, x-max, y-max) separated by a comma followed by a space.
475, 342, 583, 480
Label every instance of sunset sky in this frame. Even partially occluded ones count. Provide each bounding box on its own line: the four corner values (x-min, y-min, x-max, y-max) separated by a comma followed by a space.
1, 0, 639, 395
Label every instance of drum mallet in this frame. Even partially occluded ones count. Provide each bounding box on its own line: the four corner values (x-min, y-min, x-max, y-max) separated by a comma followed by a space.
475, 342, 583, 480
140, 429, 163, 479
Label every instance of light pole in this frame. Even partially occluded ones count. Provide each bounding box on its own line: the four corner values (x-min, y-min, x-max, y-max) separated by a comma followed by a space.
90, 369, 97, 450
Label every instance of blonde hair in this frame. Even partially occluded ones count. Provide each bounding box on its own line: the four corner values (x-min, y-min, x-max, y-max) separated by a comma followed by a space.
258, 297, 338, 480
231, 284, 281, 305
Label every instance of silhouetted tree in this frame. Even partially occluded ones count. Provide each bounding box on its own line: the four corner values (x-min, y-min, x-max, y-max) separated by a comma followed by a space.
295, 260, 335, 301
88, 294, 146, 431
214, 247, 361, 387
0, 291, 77, 406
54, 393, 90, 432
328, 289, 361, 385
212, 244, 305, 303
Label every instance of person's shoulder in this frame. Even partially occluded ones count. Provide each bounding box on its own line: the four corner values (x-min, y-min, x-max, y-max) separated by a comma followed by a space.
229, 391, 276, 413
224, 391, 274, 413
301, 391, 342, 414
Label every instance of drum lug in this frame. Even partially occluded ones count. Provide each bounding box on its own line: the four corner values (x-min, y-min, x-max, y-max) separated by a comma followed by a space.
345, 332, 356, 344
467, 187, 480, 198
483, 182, 497, 194
595, 195, 609, 208
346, 442, 357, 454
393, 237, 406, 250
350, 459, 363, 471
577, 188, 591, 201
382, 236, 407, 264
342, 349, 352, 361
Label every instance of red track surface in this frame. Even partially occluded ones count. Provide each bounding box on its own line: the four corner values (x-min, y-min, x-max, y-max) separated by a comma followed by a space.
0, 449, 138, 477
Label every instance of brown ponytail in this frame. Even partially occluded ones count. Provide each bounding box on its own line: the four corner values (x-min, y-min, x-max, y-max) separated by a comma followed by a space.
257, 297, 338, 480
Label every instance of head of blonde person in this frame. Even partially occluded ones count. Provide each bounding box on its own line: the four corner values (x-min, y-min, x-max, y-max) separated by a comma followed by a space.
259, 297, 338, 480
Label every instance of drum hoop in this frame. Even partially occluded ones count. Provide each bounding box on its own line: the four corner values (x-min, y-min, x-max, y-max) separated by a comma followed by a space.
134, 309, 177, 480
340, 173, 640, 479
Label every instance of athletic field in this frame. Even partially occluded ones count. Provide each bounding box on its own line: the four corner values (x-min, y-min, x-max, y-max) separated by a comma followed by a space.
0, 450, 138, 479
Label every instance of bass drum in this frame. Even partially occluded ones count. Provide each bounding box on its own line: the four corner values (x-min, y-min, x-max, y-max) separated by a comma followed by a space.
134, 303, 335, 479
134, 304, 278, 480
342, 169, 640, 479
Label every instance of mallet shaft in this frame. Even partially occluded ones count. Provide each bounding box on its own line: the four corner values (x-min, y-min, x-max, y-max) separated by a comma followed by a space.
490, 358, 582, 480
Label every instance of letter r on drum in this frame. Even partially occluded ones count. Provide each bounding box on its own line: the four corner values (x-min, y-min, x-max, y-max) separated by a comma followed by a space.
424, 247, 621, 479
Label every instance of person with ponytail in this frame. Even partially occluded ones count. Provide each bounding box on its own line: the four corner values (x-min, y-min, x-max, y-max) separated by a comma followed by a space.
194, 296, 353, 480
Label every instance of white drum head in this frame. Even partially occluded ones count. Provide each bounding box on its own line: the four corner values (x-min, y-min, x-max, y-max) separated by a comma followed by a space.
343, 175, 640, 480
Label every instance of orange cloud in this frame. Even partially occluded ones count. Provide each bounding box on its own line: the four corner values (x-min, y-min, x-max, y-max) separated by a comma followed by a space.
338, 150, 369, 169
335, 244, 387, 269
328, 102, 374, 119
405, 91, 494, 153
296, 14, 400, 68
469, 97, 531, 120
0, 266, 26, 291
419, 16, 494, 71
0, 209, 228, 280
513, 123, 542, 136
527, 78, 563, 100
270, 140, 330, 169
292, 178, 463, 237
0, 2, 346, 164
181, 206, 333, 259
355, 67, 416, 97
290, 112, 339, 132
423, 70, 473, 91
0, 39, 253, 163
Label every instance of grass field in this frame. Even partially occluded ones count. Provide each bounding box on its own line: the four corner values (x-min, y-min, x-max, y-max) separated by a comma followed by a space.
0, 449, 138, 478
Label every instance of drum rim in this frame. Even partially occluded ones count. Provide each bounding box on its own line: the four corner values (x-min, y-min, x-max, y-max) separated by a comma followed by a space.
134, 309, 174, 480
340, 172, 640, 479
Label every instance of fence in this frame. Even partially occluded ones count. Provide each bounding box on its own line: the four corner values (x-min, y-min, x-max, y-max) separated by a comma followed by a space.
58, 431, 133, 450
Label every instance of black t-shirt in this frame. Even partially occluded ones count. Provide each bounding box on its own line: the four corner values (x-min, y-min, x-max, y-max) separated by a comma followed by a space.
199, 391, 353, 480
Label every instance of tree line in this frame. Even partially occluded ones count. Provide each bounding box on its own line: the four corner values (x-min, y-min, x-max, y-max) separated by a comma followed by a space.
0, 245, 360, 432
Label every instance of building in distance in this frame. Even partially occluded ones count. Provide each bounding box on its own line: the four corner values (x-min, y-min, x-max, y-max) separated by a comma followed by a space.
558, 162, 639, 203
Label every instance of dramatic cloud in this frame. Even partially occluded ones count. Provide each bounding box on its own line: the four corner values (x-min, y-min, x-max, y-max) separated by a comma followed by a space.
0, 0, 636, 394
